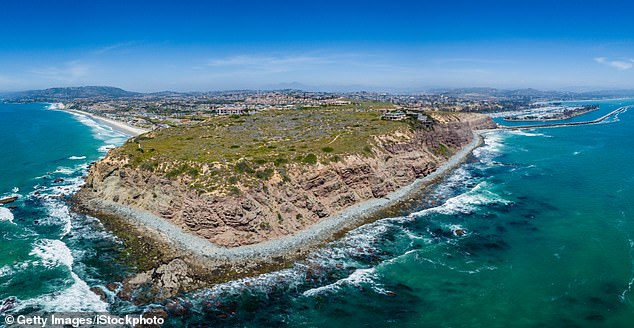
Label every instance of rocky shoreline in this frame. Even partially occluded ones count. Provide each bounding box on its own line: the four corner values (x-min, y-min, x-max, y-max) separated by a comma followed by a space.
73, 134, 493, 303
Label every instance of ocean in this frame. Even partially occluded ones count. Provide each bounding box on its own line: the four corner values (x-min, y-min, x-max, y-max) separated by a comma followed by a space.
0, 103, 129, 313
1, 101, 634, 327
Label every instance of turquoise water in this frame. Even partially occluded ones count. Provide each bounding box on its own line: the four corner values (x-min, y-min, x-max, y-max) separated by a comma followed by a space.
0, 103, 130, 313
2, 101, 634, 327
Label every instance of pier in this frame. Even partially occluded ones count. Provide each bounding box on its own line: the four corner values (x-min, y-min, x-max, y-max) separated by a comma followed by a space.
500, 105, 631, 130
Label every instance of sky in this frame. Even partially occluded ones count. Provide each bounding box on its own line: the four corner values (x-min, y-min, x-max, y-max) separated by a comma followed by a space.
1, 0, 634, 92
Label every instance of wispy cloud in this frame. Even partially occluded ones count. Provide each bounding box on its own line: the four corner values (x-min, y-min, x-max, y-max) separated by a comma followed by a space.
29, 61, 90, 82
92, 41, 138, 55
433, 57, 516, 65
207, 54, 335, 73
594, 57, 633, 70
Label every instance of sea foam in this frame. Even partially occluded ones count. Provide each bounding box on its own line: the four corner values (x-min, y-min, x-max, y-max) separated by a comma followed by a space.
25, 239, 109, 312
472, 131, 505, 165
302, 267, 378, 297
98, 145, 116, 153
409, 181, 509, 218
507, 129, 549, 137
0, 207, 15, 224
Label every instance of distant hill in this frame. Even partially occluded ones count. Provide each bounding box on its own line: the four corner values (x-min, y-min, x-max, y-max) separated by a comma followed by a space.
2, 86, 140, 102
427, 87, 634, 100
578, 89, 634, 99
2, 85, 634, 103
429, 87, 575, 98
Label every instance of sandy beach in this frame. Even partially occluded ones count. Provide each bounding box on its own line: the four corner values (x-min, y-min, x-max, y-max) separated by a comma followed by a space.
64, 109, 149, 137
78, 129, 490, 270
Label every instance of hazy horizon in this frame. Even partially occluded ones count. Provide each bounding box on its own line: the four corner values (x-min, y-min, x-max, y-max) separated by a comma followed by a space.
7, 84, 634, 96
2, 0, 634, 92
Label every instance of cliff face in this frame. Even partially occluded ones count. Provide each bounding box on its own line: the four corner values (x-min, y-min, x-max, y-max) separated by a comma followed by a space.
79, 112, 494, 247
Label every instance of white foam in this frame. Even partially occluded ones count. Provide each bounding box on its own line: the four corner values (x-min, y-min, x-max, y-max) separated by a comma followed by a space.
68, 156, 86, 160
303, 267, 377, 297
0, 265, 13, 278
98, 145, 116, 153
25, 239, 108, 312
193, 172, 506, 303
472, 131, 505, 165
432, 166, 478, 198
33, 275, 109, 312
507, 129, 549, 137
70, 112, 127, 143
619, 238, 634, 305
45, 202, 73, 237
35, 190, 82, 238
410, 181, 509, 217
0, 207, 15, 224
47, 103, 65, 110
29, 165, 87, 237
54, 167, 75, 175
192, 219, 390, 301
448, 224, 467, 236
30, 239, 73, 268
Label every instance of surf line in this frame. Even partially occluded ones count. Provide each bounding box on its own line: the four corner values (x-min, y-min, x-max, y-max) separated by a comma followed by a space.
498, 105, 631, 130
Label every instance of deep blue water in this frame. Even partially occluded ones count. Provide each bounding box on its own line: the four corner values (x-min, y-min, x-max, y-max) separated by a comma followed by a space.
2, 101, 634, 327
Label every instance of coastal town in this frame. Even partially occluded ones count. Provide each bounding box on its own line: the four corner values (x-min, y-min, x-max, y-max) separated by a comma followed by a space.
3, 86, 615, 131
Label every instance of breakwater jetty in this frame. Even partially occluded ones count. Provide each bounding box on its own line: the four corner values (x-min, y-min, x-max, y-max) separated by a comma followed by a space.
500, 105, 631, 130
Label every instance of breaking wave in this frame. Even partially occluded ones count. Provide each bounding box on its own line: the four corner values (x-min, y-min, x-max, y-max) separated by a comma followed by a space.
21, 239, 109, 312
0, 207, 15, 224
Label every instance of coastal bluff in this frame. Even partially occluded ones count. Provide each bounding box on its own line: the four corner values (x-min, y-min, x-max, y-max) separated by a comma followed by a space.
73, 110, 494, 300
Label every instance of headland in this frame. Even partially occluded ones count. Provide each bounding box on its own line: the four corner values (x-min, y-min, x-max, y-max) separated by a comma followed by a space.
72, 109, 495, 302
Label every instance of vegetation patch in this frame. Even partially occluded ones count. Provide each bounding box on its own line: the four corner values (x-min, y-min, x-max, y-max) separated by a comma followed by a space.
113, 106, 409, 192
321, 146, 334, 153
301, 153, 318, 165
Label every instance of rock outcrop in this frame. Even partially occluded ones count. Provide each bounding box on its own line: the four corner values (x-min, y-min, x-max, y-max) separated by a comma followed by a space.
77, 112, 494, 248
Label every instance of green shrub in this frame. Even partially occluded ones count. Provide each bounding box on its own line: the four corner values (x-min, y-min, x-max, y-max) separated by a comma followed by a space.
301, 153, 317, 164
235, 160, 254, 173
274, 157, 288, 166
255, 167, 274, 180
187, 167, 199, 177
229, 186, 241, 195
435, 143, 450, 157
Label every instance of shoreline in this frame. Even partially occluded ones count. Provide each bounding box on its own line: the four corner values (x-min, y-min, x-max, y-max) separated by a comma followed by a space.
499, 105, 630, 130
503, 106, 600, 123
63, 109, 149, 137
76, 129, 491, 274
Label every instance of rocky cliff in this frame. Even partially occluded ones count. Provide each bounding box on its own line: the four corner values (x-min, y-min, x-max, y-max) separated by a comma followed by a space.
77, 111, 495, 248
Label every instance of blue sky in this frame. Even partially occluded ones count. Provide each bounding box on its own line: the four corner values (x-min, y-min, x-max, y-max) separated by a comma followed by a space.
1, 0, 634, 92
